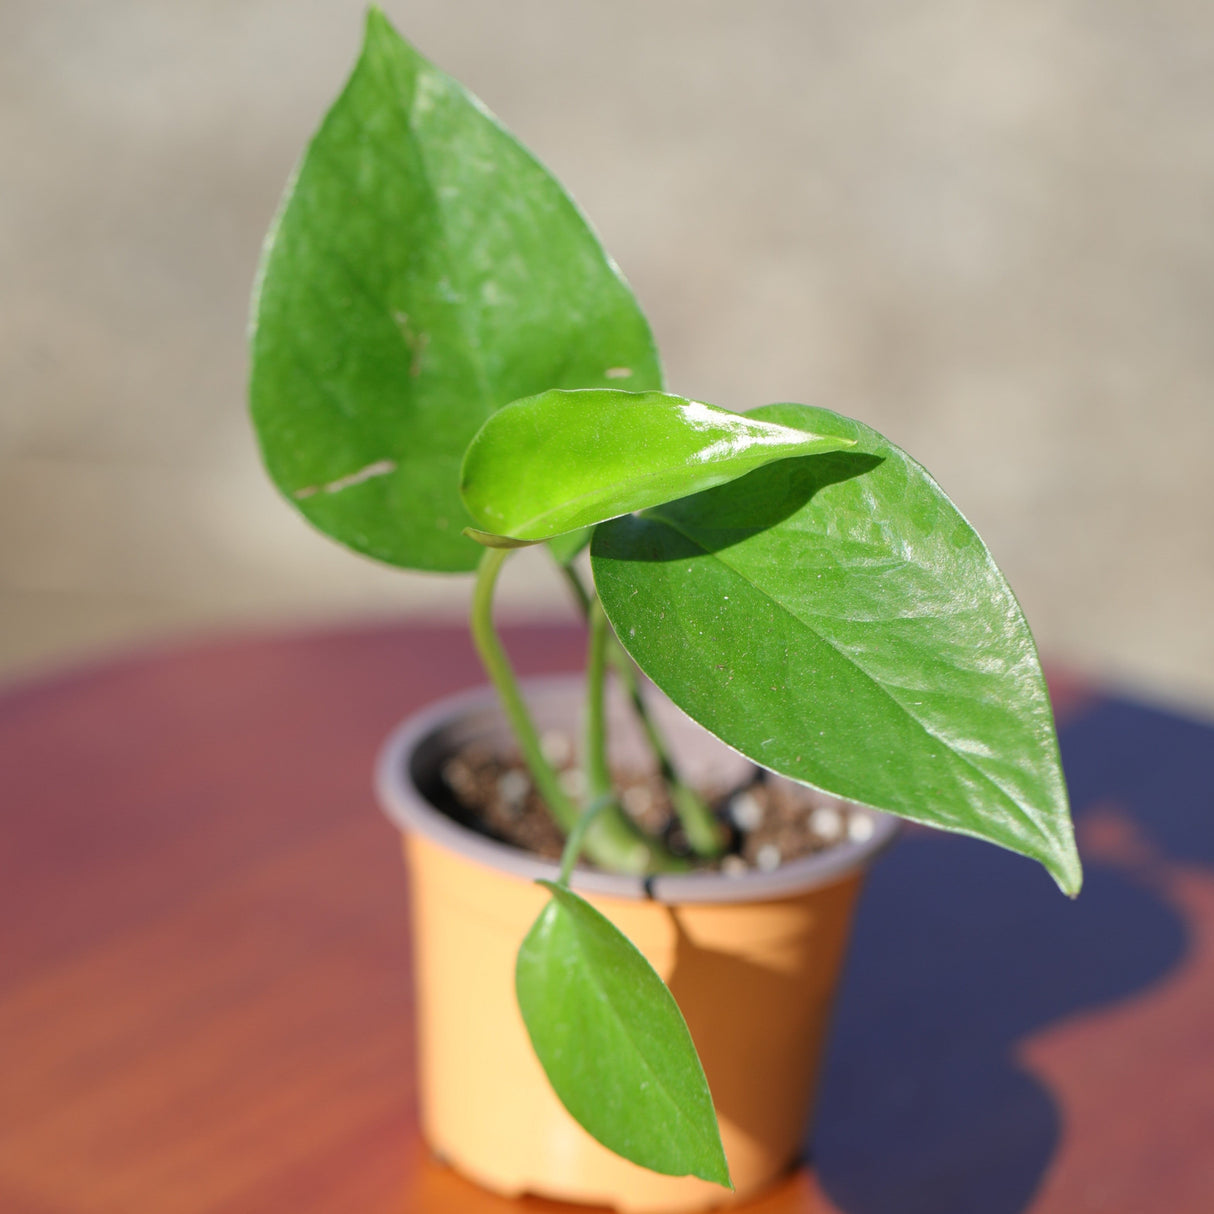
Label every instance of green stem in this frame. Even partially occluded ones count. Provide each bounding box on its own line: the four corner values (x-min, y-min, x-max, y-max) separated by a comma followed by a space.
562, 562, 689, 788
473, 549, 578, 831
471, 547, 683, 875
584, 601, 614, 804
558, 559, 592, 616
560, 562, 725, 858
667, 778, 728, 858
556, 794, 614, 887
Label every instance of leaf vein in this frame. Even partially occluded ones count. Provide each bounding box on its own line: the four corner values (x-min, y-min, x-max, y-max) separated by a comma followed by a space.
641, 510, 1055, 844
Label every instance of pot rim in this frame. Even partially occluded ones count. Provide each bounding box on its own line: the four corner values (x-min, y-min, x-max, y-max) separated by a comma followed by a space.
376, 675, 899, 904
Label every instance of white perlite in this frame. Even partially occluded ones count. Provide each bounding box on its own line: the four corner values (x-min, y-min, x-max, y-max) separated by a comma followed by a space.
809, 805, 844, 842
728, 791, 764, 832
540, 731, 572, 767
755, 843, 782, 872
848, 813, 875, 843
496, 769, 530, 811
558, 767, 586, 797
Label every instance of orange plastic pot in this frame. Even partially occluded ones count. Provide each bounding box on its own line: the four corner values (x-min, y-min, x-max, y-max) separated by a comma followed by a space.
376, 678, 896, 1213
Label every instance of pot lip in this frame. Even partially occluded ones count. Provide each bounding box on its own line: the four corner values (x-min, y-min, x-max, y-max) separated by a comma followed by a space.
375, 675, 900, 905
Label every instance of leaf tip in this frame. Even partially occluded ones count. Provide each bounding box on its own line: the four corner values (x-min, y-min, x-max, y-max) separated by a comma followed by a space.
362, 4, 386, 47
363, 3, 390, 34
361, 4, 412, 62
1054, 855, 1084, 899
462, 526, 535, 549
1046, 830, 1084, 898
696, 1152, 733, 1190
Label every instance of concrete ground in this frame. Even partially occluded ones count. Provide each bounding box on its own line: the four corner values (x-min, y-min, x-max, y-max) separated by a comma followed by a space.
2, 1, 1212, 709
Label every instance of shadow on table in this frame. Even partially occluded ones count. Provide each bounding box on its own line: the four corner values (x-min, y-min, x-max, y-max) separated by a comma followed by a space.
811, 694, 1214, 1214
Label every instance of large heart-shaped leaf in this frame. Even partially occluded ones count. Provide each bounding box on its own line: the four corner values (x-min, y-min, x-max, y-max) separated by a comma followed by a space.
515, 882, 731, 1186
460, 389, 853, 544
591, 403, 1081, 894
249, 9, 661, 571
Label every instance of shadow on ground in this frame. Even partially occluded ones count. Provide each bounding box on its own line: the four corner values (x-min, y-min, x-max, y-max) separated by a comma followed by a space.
811, 695, 1213, 1214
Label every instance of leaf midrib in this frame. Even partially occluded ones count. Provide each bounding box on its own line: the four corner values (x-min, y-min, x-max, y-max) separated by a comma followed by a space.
499, 447, 800, 539
369, 45, 496, 418
641, 507, 1057, 845
556, 898, 717, 1169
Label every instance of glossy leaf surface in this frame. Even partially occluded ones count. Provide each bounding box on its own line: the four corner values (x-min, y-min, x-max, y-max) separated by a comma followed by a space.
249, 9, 662, 571
515, 882, 731, 1185
592, 403, 1081, 894
461, 389, 853, 543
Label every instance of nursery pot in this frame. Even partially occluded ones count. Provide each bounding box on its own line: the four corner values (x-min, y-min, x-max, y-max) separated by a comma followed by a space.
376, 677, 897, 1213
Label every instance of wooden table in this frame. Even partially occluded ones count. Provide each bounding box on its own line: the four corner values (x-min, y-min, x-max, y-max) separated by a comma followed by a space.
2, 625, 1211, 1214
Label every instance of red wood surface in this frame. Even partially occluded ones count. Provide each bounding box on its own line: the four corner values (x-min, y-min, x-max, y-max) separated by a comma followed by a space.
1, 624, 1211, 1214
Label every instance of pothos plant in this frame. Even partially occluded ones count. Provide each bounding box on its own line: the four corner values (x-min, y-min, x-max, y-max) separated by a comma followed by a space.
249, 8, 1082, 1191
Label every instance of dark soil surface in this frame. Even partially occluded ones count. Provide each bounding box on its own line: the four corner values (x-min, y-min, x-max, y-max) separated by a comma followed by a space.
436, 730, 875, 874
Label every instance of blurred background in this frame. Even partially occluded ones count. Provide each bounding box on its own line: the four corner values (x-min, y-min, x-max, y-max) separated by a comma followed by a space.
2, 0, 1211, 708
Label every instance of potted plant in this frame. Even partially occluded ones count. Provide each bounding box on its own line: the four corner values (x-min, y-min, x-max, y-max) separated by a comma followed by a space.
248, 9, 1081, 1211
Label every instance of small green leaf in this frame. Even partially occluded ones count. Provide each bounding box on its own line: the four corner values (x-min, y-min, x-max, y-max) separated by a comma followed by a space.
591, 403, 1081, 895
249, 9, 662, 572
460, 389, 854, 543
515, 882, 731, 1186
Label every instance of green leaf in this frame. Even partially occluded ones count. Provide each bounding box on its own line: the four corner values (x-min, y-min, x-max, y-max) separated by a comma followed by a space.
249, 8, 662, 572
515, 882, 731, 1186
591, 403, 1082, 895
460, 389, 854, 543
